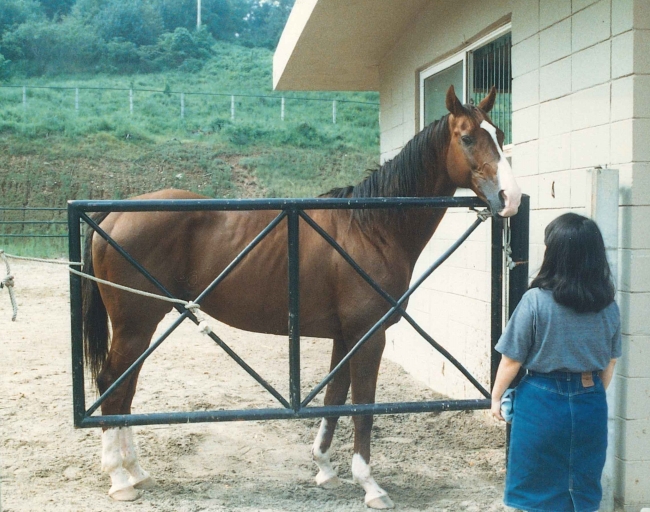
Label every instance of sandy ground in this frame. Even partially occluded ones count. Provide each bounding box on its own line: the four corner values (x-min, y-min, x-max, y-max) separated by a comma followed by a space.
1, 261, 508, 511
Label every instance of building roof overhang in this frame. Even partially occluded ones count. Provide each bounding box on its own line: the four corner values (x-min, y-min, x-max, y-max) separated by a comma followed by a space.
273, 0, 429, 91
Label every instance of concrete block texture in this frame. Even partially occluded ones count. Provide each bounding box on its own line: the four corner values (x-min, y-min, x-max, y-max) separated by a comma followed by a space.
539, 0, 571, 29
512, 0, 539, 44
572, 40, 611, 91
540, 95, 572, 137
539, 133, 571, 173
619, 335, 650, 378
612, 76, 634, 122
512, 139, 539, 177
618, 163, 650, 207
573, 0, 600, 13
571, 83, 610, 130
615, 457, 650, 505
620, 205, 650, 250
540, 57, 572, 101
512, 105, 540, 144
611, 0, 650, 34
539, 170, 572, 208
615, 416, 650, 462
512, 34, 539, 77
571, 124, 610, 169
540, 18, 572, 66
513, 70, 540, 111
615, 374, 650, 419
619, 291, 650, 336
572, 0, 611, 52
612, 31, 635, 79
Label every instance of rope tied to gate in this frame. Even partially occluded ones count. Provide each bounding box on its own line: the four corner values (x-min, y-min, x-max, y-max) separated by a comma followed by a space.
66, 267, 215, 336
1, 249, 215, 335
185, 301, 212, 335
0, 250, 18, 321
471, 208, 492, 223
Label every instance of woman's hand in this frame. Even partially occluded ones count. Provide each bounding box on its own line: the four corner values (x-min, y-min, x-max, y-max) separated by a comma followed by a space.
490, 355, 522, 422
491, 397, 504, 421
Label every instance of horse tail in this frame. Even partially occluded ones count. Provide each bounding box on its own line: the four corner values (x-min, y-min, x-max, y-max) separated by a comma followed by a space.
82, 211, 111, 383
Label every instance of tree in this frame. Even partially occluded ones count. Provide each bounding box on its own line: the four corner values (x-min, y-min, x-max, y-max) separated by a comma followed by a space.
0, 0, 43, 37
237, 0, 293, 49
92, 0, 164, 47
38, 0, 76, 20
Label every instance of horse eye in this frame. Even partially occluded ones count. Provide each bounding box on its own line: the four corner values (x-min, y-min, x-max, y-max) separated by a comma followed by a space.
461, 135, 474, 145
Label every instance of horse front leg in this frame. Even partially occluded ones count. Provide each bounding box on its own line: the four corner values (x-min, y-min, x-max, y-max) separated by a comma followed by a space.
349, 330, 394, 509
312, 338, 350, 488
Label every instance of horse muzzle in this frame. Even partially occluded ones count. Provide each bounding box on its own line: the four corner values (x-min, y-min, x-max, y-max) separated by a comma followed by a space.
497, 186, 522, 218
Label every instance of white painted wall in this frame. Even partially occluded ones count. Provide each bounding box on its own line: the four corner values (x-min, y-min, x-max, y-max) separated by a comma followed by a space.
377, 0, 650, 509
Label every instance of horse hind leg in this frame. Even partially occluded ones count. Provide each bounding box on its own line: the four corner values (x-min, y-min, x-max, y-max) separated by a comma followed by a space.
349, 330, 394, 510
312, 337, 350, 489
98, 320, 160, 500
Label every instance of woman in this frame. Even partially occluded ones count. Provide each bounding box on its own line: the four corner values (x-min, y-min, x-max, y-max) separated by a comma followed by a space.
491, 212, 621, 512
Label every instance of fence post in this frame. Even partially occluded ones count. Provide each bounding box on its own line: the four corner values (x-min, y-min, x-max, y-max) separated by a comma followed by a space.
129, 89, 133, 115
75, 88, 79, 114
231, 95, 235, 120
503, 194, 530, 464
181, 92, 185, 119
332, 100, 337, 124
22, 86, 27, 109
281, 97, 285, 121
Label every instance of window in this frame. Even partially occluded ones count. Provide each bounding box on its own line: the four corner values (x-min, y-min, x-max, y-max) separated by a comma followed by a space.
420, 26, 512, 145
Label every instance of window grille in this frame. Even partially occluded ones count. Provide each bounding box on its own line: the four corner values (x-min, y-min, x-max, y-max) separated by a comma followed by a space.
420, 29, 512, 145
469, 32, 512, 145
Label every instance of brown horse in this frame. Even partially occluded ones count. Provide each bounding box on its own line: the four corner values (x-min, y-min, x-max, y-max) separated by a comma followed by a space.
81, 85, 520, 508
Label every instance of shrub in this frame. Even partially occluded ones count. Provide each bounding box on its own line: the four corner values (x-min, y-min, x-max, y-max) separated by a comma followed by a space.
0, 0, 43, 37
0, 52, 10, 81
2, 19, 105, 75
93, 0, 164, 47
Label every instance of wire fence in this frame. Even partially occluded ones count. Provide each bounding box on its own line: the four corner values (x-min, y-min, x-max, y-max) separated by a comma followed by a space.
0, 84, 379, 126
0, 207, 69, 238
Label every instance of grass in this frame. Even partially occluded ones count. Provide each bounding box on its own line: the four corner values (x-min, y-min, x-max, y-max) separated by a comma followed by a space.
0, 42, 380, 257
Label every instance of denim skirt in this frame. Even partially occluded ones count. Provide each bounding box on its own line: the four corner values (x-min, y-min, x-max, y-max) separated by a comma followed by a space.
505, 371, 608, 512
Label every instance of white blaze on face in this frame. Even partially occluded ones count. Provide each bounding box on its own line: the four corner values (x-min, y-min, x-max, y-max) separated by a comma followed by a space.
480, 120, 521, 217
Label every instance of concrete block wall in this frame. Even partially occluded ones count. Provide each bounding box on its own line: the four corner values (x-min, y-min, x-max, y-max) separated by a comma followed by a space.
510, 0, 650, 509
376, 0, 649, 508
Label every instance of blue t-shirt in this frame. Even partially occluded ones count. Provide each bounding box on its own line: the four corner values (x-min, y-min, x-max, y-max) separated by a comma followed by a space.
495, 288, 621, 373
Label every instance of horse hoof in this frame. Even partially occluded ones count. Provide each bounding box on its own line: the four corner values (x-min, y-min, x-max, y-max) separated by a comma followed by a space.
133, 475, 155, 490
109, 485, 139, 501
365, 494, 395, 509
316, 473, 341, 489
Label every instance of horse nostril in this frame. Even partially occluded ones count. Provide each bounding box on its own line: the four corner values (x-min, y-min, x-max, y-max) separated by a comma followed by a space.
498, 190, 506, 209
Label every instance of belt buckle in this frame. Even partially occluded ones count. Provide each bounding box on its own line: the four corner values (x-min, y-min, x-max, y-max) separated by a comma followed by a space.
581, 371, 595, 388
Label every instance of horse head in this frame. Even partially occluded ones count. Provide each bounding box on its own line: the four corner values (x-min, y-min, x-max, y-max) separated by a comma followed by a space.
444, 85, 521, 217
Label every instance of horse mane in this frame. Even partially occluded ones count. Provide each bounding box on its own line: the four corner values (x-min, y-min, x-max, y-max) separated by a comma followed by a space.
320, 112, 457, 227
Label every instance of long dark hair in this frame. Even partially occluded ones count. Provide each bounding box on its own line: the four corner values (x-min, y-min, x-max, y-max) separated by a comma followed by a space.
530, 212, 615, 313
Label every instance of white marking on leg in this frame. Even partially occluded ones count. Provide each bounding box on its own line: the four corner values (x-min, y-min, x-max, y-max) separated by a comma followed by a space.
120, 427, 153, 489
312, 419, 340, 488
101, 428, 138, 500
480, 120, 521, 217
351, 453, 394, 509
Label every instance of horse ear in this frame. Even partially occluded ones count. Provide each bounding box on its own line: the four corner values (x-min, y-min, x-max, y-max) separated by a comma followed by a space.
478, 86, 497, 113
445, 85, 464, 116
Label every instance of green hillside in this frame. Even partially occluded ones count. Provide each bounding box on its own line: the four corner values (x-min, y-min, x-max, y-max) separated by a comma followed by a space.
0, 40, 379, 256
0, 41, 379, 203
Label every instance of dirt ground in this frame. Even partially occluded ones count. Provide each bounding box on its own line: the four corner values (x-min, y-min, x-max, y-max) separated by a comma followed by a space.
0, 261, 508, 512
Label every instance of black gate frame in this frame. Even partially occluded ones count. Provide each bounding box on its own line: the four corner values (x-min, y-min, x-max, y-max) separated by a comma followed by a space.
68, 195, 529, 429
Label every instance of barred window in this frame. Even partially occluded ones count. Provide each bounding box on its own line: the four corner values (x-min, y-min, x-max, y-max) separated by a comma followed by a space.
420, 27, 512, 146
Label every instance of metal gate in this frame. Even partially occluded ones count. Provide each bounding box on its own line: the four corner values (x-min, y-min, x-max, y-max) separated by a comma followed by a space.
67, 195, 529, 428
